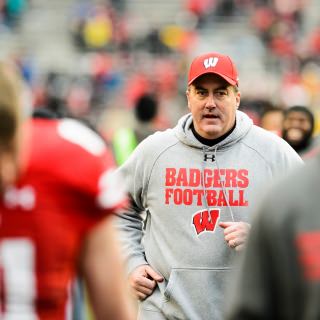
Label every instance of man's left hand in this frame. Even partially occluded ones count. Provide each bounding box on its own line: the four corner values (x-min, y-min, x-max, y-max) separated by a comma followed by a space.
219, 221, 251, 251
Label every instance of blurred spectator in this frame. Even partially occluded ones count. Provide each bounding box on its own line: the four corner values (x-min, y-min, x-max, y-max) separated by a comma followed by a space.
269, 21, 296, 61
185, 0, 216, 28
133, 93, 159, 142
239, 98, 274, 126
159, 24, 196, 54
251, 6, 275, 45
260, 106, 284, 136
141, 27, 171, 55
66, 75, 93, 118
307, 26, 320, 57
124, 72, 151, 108
110, 0, 126, 13
40, 71, 71, 117
2, 0, 28, 29
215, 0, 237, 17
282, 105, 319, 158
112, 93, 158, 165
70, 2, 115, 52
10, 50, 36, 85
82, 10, 112, 50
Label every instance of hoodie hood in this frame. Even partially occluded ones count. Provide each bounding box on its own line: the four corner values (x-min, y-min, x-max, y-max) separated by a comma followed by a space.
174, 110, 253, 150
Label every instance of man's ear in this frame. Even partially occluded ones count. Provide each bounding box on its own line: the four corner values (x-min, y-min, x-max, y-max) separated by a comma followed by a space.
236, 91, 241, 109
186, 89, 191, 110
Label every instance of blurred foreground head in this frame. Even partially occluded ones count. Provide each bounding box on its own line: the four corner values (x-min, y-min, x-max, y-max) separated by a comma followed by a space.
0, 61, 23, 190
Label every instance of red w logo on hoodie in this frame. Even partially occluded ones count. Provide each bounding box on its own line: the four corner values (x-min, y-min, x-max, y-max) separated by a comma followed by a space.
192, 209, 220, 235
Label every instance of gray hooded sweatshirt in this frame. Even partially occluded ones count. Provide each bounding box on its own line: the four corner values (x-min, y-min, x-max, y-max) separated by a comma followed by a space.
117, 111, 303, 320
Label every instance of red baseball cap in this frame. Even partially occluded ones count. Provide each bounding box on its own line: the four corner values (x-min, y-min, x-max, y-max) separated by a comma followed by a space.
188, 52, 239, 86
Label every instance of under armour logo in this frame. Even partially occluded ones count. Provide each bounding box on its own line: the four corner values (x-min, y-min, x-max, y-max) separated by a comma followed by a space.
204, 57, 219, 69
204, 153, 215, 162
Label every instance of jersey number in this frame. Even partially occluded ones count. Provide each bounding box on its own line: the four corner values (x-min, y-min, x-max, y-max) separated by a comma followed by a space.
0, 239, 37, 319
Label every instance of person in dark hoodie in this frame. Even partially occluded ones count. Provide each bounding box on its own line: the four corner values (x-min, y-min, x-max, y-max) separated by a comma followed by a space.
116, 52, 302, 320
226, 151, 320, 320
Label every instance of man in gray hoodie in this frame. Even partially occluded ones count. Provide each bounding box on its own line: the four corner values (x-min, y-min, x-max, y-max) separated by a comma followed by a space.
117, 52, 303, 320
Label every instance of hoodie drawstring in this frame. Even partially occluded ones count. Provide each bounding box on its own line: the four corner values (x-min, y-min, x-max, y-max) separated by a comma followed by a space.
201, 146, 235, 222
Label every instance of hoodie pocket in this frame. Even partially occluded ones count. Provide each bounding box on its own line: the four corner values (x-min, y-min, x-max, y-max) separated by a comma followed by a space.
161, 267, 233, 320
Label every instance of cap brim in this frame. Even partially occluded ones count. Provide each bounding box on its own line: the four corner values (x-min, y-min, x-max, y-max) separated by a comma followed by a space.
188, 72, 238, 86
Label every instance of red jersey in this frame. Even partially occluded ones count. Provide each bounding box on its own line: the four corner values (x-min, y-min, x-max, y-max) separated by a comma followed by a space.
0, 118, 126, 319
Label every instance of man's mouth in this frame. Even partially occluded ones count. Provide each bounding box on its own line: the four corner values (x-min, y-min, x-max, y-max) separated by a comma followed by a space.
203, 114, 220, 119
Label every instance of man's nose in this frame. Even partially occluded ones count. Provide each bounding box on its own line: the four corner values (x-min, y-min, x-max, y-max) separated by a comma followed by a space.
205, 93, 216, 109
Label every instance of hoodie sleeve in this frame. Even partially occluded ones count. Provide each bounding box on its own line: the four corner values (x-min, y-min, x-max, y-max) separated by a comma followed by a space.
114, 137, 154, 275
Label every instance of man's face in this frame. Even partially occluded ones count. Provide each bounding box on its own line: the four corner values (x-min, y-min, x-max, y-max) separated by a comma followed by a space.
282, 111, 313, 149
186, 74, 240, 139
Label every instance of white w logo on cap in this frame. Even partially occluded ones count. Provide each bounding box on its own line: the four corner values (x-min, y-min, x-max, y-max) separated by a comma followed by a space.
204, 57, 219, 69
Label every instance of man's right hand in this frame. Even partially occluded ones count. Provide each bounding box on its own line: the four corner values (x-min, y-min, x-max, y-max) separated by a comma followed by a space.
129, 265, 164, 300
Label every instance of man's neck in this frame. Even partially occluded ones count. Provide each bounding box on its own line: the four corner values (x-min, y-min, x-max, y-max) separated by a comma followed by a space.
191, 121, 236, 147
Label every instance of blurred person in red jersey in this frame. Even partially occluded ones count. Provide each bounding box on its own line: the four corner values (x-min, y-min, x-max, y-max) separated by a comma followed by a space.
0, 62, 135, 320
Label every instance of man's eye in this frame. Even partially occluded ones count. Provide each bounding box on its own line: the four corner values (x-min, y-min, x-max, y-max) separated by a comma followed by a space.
197, 91, 207, 96
215, 91, 227, 97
